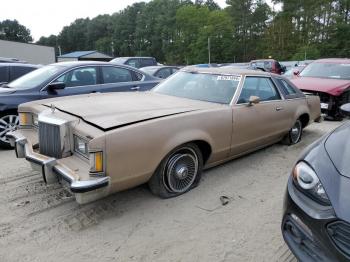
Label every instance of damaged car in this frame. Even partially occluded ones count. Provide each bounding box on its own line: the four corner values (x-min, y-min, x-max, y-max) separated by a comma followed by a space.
291, 58, 350, 120
7, 68, 321, 204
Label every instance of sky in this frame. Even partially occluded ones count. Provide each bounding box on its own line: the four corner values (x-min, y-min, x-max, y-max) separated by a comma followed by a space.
0, 0, 275, 41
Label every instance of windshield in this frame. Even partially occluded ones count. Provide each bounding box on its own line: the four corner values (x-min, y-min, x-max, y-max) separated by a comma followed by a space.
300, 62, 350, 80
110, 58, 127, 64
153, 71, 241, 104
7, 65, 63, 90
141, 67, 158, 75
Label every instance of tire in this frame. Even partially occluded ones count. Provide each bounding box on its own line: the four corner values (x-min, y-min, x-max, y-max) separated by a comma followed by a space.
0, 114, 19, 149
148, 143, 203, 199
282, 119, 303, 145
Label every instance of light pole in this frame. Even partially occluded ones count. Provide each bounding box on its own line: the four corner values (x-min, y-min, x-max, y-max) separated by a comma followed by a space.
208, 37, 211, 64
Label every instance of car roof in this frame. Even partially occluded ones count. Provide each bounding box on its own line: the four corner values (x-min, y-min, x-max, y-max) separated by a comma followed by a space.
251, 59, 276, 62
141, 65, 176, 70
0, 63, 41, 67
115, 57, 156, 59
181, 66, 274, 76
314, 58, 350, 64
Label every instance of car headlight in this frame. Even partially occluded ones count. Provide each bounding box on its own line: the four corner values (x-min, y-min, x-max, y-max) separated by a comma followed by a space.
292, 161, 331, 205
73, 135, 88, 157
89, 151, 104, 175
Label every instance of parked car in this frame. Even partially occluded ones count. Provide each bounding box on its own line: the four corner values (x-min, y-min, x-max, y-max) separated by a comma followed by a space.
110, 57, 157, 68
283, 65, 306, 79
7, 68, 321, 204
0, 61, 160, 148
291, 58, 350, 120
250, 59, 286, 74
140, 66, 179, 79
0, 63, 41, 85
282, 103, 350, 262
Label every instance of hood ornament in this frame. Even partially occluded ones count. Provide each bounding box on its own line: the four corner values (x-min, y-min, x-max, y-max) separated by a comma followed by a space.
51, 104, 56, 113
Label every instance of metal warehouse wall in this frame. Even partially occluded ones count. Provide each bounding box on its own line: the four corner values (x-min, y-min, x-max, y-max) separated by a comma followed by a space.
0, 40, 55, 65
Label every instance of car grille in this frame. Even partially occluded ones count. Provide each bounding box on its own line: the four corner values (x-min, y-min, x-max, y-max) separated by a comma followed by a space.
39, 121, 62, 158
327, 221, 350, 257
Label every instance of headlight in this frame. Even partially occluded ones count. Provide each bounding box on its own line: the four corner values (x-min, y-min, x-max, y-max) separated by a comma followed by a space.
73, 135, 88, 157
292, 161, 331, 205
89, 151, 104, 175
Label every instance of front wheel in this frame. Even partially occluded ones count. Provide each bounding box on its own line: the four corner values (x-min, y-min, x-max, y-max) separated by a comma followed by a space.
282, 119, 303, 145
148, 143, 203, 198
0, 114, 19, 149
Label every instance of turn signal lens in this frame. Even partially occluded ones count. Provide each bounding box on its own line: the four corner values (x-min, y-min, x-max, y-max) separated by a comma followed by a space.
89, 151, 104, 174
19, 112, 32, 126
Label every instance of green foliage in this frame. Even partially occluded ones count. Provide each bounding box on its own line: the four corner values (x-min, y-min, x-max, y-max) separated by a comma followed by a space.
292, 46, 321, 61
0, 19, 33, 43
32, 0, 350, 63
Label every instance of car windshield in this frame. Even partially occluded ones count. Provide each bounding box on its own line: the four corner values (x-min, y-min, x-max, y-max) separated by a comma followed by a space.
153, 71, 241, 104
7, 65, 63, 90
300, 62, 350, 80
110, 58, 127, 64
141, 67, 158, 75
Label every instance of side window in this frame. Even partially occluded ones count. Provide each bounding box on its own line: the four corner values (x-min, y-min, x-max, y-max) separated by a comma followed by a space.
276, 78, 297, 95
140, 58, 156, 68
56, 67, 97, 87
172, 68, 179, 74
133, 71, 143, 81
238, 77, 281, 104
10, 66, 34, 81
264, 61, 272, 71
155, 68, 172, 79
102, 67, 133, 83
0, 66, 9, 82
125, 59, 140, 68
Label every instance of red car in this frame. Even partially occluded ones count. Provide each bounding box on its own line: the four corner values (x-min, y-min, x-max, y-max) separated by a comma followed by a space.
291, 58, 350, 120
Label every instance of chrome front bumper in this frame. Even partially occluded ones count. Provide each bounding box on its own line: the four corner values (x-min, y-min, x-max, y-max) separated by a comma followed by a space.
6, 132, 109, 195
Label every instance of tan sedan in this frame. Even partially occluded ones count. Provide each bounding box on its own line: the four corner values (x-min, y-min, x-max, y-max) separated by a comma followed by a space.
7, 68, 321, 204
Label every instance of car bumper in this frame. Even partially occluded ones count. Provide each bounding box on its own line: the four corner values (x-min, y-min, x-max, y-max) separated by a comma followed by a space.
282, 177, 350, 262
7, 131, 110, 203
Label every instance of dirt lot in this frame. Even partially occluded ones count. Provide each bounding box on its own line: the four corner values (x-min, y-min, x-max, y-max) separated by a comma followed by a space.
0, 120, 343, 262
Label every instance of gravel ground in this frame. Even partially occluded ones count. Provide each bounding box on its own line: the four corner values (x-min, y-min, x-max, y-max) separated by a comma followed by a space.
0, 121, 344, 262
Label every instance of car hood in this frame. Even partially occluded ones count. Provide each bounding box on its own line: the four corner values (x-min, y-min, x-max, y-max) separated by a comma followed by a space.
324, 122, 350, 178
291, 77, 350, 96
41, 92, 220, 130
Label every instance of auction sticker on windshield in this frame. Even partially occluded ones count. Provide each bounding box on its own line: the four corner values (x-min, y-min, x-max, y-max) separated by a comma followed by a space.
217, 75, 241, 81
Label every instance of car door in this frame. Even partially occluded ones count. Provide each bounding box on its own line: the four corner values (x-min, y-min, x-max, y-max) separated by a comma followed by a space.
230, 76, 290, 156
47, 66, 99, 97
97, 66, 144, 92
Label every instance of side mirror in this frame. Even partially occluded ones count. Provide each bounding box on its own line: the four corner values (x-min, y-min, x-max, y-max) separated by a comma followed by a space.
293, 70, 300, 76
248, 96, 260, 106
47, 82, 65, 90
340, 103, 350, 117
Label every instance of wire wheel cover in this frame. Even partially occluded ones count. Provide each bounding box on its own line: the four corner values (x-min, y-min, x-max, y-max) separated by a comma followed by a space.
164, 148, 198, 193
291, 121, 301, 143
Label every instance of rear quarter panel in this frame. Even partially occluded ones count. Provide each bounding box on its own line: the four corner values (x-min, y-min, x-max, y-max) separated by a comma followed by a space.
104, 107, 232, 193
306, 95, 321, 121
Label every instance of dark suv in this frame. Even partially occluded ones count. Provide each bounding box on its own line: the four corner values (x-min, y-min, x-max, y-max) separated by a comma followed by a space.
110, 57, 157, 69
0, 63, 41, 85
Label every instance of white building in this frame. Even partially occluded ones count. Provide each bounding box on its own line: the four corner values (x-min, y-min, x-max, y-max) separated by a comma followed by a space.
0, 39, 55, 65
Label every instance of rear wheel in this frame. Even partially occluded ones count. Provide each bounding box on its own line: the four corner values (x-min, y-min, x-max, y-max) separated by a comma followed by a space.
282, 119, 302, 145
0, 114, 19, 149
148, 143, 203, 198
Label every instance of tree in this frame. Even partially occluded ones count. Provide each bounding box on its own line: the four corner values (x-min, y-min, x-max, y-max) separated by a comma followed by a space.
0, 19, 33, 43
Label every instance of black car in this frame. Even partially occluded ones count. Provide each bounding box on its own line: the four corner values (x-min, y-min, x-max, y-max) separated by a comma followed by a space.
140, 66, 179, 79
110, 57, 157, 69
282, 103, 350, 262
0, 61, 160, 148
0, 63, 41, 85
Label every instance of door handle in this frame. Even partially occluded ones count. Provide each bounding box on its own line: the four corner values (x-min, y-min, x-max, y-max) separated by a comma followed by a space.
276, 107, 284, 111
130, 86, 140, 91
